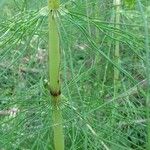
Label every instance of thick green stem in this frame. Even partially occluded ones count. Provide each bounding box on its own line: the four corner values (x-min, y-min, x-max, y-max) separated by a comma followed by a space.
48, 5, 60, 96
113, 0, 121, 96
48, 0, 64, 150
52, 97, 64, 150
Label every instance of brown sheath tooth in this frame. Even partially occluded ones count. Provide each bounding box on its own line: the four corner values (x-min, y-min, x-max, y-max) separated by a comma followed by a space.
50, 89, 61, 97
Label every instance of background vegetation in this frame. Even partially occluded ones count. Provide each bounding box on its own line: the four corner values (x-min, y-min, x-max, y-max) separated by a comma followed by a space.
0, 0, 149, 149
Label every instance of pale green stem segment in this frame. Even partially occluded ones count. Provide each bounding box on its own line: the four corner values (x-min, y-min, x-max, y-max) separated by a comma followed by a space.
48, 0, 64, 150
48, 5, 60, 95
113, 0, 121, 96
52, 97, 64, 150
48, 0, 60, 10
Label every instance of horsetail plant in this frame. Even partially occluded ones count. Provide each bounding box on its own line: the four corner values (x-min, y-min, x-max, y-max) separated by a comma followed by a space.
48, 0, 64, 149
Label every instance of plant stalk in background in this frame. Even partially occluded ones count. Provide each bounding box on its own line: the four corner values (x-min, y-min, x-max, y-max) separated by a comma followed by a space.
137, 1, 150, 148
113, 0, 121, 96
48, 0, 64, 149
